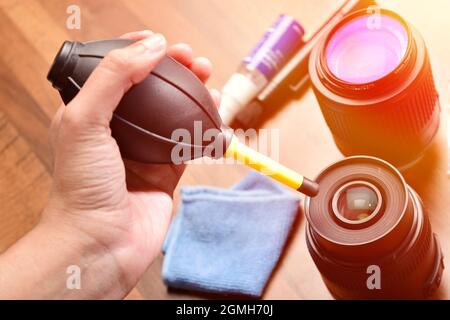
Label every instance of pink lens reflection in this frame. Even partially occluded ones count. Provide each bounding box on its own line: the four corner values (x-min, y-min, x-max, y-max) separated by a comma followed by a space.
326, 15, 408, 84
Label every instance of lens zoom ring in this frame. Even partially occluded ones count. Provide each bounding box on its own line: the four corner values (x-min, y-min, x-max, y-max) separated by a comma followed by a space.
316, 59, 439, 156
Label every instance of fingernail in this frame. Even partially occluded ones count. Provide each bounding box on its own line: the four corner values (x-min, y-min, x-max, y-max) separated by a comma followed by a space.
196, 56, 212, 67
141, 33, 166, 53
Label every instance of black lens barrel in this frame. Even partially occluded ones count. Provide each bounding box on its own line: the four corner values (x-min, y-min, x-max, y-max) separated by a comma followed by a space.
305, 156, 444, 299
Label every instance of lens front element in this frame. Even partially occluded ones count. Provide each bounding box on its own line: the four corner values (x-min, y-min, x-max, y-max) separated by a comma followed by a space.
326, 15, 408, 84
333, 181, 380, 224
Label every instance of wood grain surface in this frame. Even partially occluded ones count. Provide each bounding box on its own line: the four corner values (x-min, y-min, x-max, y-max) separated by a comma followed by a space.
0, 0, 449, 299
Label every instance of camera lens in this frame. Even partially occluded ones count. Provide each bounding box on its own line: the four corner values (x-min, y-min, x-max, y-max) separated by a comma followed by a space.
309, 9, 440, 169
305, 156, 444, 299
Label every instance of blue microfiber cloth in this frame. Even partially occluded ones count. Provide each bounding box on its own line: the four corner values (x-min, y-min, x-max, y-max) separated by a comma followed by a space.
162, 170, 300, 297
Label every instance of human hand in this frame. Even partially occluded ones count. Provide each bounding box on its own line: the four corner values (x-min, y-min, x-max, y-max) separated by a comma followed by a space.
44, 30, 220, 296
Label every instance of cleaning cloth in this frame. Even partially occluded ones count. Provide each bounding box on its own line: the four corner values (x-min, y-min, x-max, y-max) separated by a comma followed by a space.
162, 170, 300, 297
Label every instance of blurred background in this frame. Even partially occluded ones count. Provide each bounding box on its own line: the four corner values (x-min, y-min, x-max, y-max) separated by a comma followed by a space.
0, 0, 449, 299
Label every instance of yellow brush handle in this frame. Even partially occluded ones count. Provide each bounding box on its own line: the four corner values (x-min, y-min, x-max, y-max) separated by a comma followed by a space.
224, 135, 319, 196
224, 135, 303, 188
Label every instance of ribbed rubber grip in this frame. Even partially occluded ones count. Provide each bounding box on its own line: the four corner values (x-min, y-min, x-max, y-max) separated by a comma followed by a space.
314, 56, 440, 167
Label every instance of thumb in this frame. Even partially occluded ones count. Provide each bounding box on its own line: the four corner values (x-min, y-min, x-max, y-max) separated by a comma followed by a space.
65, 33, 166, 127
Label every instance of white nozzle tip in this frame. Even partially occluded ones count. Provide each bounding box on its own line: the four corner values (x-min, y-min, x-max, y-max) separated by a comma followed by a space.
219, 94, 241, 125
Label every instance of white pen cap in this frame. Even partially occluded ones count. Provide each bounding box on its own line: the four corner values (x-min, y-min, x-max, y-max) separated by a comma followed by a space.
219, 73, 260, 125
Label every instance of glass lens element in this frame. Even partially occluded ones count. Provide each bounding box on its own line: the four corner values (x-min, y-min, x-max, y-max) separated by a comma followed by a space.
326, 15, 408, 84
336, 184, 378, 221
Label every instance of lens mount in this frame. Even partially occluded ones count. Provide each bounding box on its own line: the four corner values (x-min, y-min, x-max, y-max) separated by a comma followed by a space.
304, 156, 410, 257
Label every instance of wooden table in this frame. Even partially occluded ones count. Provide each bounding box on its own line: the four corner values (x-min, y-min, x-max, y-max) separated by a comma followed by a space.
0, 0, 449, 299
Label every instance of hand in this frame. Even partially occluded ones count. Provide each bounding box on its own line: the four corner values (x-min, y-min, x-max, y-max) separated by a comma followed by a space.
43, 31, 220, 296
